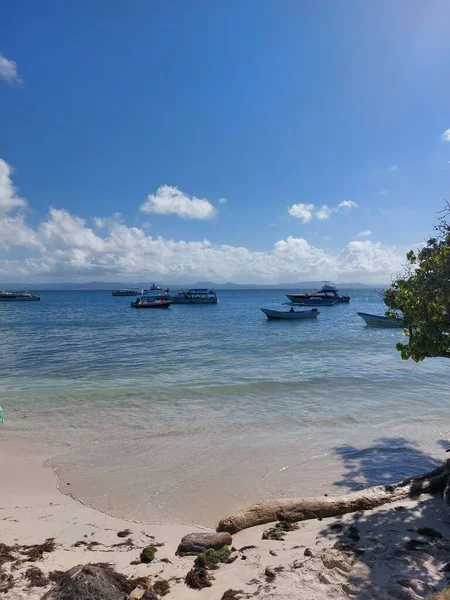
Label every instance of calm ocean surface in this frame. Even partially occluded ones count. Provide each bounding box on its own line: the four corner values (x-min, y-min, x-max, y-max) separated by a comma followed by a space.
1, 289, 449, 526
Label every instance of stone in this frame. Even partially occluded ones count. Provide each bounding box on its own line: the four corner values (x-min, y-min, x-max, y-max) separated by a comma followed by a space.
128, 586, 146, 600
177, 532, 232, 554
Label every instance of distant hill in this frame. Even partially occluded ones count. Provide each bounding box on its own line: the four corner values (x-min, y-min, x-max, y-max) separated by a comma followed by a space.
1, 280, 385, 291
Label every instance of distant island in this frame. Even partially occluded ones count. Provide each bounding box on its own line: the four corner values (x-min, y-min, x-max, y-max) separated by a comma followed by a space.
2, 281, 385, 291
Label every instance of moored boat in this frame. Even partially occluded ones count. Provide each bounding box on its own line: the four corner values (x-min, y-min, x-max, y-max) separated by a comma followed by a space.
286, 282, 350, 304
171, 289, 218, 304
261, 307, 319, 320
131, 297, 172, 309
142, 283, 163, 293
357, 312, 404, 328
112, 289, 141, 297
0, 290, 40, 301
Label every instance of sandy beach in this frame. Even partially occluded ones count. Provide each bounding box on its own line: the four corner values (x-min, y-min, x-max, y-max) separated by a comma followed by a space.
2, 439, 450, 600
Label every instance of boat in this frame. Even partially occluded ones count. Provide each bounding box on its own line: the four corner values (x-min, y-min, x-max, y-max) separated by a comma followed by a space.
142, 283, 163, 293
171, 289, 218, 304
130, 297, 173, 309
0, 290, 40, 301
285, 296, 337, 306
112, 289, 141, 297
286, 282, 350, 304
357, 312, 404, 328
261, 307, 319, 320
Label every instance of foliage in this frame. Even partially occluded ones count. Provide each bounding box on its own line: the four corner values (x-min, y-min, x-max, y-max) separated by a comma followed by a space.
384, 207, 450, 361
139, 545, 156, 563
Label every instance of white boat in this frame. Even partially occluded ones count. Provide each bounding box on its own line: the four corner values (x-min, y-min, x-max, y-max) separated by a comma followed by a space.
171, 289, 218, 304
357, 312, 404, 328
0, 290, 40, 301
286, 282, 350, 304
142, 283, 162, 293
112, 289, 141, 297
261, 307, 319, 320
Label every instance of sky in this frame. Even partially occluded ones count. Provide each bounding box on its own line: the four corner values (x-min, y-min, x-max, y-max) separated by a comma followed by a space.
1, 0, 450, 284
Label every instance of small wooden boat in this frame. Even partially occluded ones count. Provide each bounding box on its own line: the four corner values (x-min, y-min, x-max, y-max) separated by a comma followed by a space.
357, 312, 403, 328
261, 307, 319, 320
130, 298, 172, 309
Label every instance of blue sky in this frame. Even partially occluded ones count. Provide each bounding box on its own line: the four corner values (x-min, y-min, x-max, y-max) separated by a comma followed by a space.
1, 0, 450, 283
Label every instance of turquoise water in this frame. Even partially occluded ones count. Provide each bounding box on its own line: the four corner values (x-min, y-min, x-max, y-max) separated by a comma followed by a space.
0, 289, 449, 525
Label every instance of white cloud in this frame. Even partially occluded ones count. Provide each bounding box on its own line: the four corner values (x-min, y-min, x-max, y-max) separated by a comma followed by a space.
443, 129, 450, 141
0, 158, 405, 283
288, 203, 315, 223
140, 185, 217, 220
390, 164, 398, 171
315, 205, 333, 220
338, 200, 358, 210
358, 230, 372, 237
289, 200, 357, 222
218, 198, 227, 205
0, 53, 22, 84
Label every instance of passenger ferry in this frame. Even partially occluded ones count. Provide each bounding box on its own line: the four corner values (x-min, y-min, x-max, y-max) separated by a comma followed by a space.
171, 289, 218, 304
112, 289, 141, 297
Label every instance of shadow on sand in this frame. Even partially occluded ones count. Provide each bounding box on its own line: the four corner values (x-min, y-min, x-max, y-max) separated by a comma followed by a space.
315, 437, 450, 600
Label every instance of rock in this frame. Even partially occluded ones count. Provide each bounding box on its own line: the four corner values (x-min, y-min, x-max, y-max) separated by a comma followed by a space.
264, 567, 276, 582
45, 564, 133, 600
128, 586, 146, 600
177, 532, 232, 554
304, 547, 313, 557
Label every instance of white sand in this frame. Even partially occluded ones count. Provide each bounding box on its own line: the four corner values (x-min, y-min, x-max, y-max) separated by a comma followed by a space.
1, 439, 450, 599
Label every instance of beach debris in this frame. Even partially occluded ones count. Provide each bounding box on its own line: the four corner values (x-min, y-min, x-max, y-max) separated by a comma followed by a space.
0, 543, 16, 567
264, 567, 276, 582
0, 570, 14, 593
152, 579, 170, 596
217, 462, 449, 533
416, 527, 443, 539
238, 545, 256, 552
304, 548, 313, 557
23, 538, 56, 561
347, 525, 360, 541
117, 529, 132, 538
177, 532, 232, 554
140, 545, 157, 563
269, 550, 277, 556
44, 563, 135, 600
127, 584, 156, 600
193, 546, 231, 570
25, 566, 49, 587
73, 540, 101, 550
184, 566, 212, 590
262, 521, 298, 541
404, 539, 429, 551
220, 591, 245, 600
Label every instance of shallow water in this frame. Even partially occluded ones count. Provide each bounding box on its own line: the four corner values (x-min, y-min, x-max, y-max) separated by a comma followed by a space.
0, 289, 448, 526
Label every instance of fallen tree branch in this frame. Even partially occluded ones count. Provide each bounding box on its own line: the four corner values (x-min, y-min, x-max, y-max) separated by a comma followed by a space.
217, 461, 449, 534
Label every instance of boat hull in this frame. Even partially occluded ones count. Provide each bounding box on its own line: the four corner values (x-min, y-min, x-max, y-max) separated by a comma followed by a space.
0, 295, 40, 301
172, 297, 218, 304
130, 300, 173, 309
357, 312, 403, 328
261, 308, 319, 320
285, 295, 337, 306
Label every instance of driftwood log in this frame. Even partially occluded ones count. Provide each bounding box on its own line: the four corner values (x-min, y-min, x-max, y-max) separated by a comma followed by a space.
218, 462, 449, 534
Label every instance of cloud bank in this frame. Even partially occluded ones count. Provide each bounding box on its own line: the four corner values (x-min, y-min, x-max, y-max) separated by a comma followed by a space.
0, 159, 404, 283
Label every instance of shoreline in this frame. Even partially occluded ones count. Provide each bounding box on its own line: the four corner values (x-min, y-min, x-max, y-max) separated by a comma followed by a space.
2, 438, 450, 599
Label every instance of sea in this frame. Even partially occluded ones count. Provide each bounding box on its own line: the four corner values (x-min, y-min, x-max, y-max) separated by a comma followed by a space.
0, 289, 449, 527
